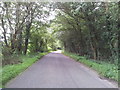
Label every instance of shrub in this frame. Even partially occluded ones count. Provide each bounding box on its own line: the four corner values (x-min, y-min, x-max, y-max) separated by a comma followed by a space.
2, 46, 21, 66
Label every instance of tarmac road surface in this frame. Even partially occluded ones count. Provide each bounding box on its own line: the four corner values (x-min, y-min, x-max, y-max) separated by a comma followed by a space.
6, 51, 117, 88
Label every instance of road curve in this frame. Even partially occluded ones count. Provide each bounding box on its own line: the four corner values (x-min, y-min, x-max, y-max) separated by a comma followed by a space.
6, 51, 117, 88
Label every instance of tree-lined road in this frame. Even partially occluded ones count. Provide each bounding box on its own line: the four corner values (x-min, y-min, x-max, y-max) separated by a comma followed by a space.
6, 51, 117, 88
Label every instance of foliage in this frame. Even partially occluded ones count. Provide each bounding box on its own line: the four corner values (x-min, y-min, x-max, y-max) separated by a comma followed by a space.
0, 2, 57, 55
63, 51, 118, 81
1, 52, 49, 87
54, 2, 119, 64
2, 46, 21, 66
0, 2, 119, 87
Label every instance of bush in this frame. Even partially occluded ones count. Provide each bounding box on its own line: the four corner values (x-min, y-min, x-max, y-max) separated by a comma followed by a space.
2, 52, 49, 87
2, 46, 21, 66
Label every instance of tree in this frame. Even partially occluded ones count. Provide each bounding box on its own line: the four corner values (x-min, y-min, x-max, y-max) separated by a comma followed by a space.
53, 2, 118, 63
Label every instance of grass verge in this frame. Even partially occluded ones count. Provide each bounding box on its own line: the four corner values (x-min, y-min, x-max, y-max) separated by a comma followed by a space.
1, 52, 49, 88
63, 51, 118, 82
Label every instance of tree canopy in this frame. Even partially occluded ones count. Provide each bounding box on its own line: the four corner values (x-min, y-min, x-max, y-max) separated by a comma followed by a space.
0, 2, 119, 65
52, 2, 119, 63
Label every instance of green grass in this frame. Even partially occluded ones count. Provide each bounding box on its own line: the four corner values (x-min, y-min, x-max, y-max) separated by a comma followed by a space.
63, 51, 118, 82
1, 52, 49, 88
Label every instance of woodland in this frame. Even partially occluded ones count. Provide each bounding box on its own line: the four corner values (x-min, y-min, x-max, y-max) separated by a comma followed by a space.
1, 2, 119, 65
0, 2, 119, 87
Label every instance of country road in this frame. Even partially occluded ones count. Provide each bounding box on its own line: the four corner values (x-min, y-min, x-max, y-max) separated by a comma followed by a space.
6, 51, 117, 88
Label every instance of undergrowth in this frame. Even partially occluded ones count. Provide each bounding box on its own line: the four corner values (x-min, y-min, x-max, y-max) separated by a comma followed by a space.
63, 51, 118, 82
1, 52, 49, 88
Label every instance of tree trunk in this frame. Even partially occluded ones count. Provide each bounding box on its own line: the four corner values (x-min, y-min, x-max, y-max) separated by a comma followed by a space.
35, 39, 38, 52
17, 31, 22, 53
1, 18, 8, 47
24, 22, 32, 55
